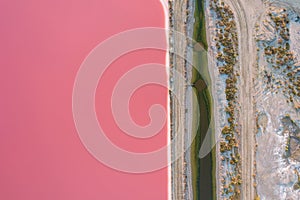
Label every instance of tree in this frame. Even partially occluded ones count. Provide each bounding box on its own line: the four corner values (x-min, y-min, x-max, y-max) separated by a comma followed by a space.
222, 126, 232, 135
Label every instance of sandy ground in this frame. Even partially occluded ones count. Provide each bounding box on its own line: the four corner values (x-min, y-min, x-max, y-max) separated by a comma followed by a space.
254, 1, 300, 199
230, 0, 257, 199
170, 0, 257, 198
169, 0, 190, 199
171, 0, 300, 199
205, 0, 260, 199
184, 1, 197, 199
171, 0, 258, 198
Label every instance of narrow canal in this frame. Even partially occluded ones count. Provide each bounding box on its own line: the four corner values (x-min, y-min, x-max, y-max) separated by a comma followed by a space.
190, 0, 216, 199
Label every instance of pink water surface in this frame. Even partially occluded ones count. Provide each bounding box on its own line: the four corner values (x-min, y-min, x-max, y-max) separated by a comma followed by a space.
0, 0, 168, 199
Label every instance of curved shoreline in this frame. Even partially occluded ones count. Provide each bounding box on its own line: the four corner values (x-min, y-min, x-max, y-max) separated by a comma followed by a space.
158, 1, 171, 200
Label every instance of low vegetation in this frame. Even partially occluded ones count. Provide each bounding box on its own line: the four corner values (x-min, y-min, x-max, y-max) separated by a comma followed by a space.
210, 0, 242, 199
257, 8, 300, 108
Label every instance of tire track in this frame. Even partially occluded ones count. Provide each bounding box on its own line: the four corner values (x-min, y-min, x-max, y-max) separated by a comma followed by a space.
224, 0, 255, 199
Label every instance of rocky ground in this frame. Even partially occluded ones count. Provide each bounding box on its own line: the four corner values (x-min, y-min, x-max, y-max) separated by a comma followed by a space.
254, 3, 300, 199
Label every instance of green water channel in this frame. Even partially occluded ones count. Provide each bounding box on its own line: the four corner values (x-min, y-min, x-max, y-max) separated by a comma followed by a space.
190, 0, 216, 199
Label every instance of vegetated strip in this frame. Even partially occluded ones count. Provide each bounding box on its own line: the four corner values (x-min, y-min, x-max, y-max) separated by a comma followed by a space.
210, 0, 242, 199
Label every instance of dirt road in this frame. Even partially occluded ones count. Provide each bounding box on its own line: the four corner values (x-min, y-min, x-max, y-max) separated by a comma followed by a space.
225, 0, 256, 199
169, 0, 189, 199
